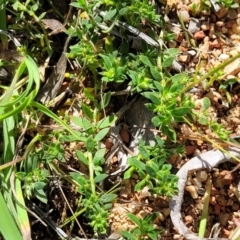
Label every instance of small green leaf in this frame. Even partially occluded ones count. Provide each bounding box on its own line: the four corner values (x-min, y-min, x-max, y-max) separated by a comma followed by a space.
84, 88, 94, 101
34, 188, 47, 204
119, 7, 128, 15
71, 116, 92, 130
170, 82, 183, 92
124, 166, 135, 179
150, 67, 161, 80
172, 107, 191, 116
76, 150, 89, 165
15, 172, 26, 180
82, 103, 93, 119
86, 136, 95, 151
139, 55, 153, 67
148, 231, 160, 240
139, 144, 149, 159
153, 81, 163, 93
155, 135, 165, 147
128, 157, 146, 170
103, 9, 117, 21
162, 57, 174, 68
99, 54, 112, 69
34, 182, 46, 190
135, 179, 148, 191
127, 213, 141, 226
198, 115, 208, 125
93, 148, 105, 165
145, 165, 157, 177
163, 126, 176, 141
121, 230, 135, 240
103, 203, 113, 210
94, 173, 108, 183
94, 128, 109, 141
70, 173, 87, 185
230, 2, 239, 8
102, 91, 111, 108
70, 2, 81, 8
142, 92, 160, 104
202, 97, 211, 111
100, 193, 117, 203
151, 116, 161, 126
97, 115, 117, 129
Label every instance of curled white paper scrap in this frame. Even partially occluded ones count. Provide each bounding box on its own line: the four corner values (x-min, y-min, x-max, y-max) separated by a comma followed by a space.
169, 148, 240, 240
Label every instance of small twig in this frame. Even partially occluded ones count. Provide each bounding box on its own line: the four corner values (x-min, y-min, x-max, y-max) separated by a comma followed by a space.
55, 172, 88, 239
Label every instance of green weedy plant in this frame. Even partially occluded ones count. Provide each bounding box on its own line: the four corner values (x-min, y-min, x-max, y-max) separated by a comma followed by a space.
65, 114, 118, 234
121, 212, 161, 240
0, 40, 41, 239
142, 73, 194, 141
5, 0, 52, 55
99, 51, 127, 83
15, 147, 51, 204
215, 0, 239, 8
124, 136, 180, 197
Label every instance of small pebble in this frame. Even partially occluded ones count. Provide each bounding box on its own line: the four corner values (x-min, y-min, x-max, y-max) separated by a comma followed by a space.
222, 27, 228, 34
215, 6, 228, 19
173, 234, 182, 239
222, 228, 230, 238
192, 178, 202, 188
197, 187, 205, 196
168, 40, 177, 48
220, 170, 236, 185
210, 196, 216, 205
185, 145, 197, 155
185, 185, 198, 199
233, 202, 239, 211
218, 212, 230, 227
226, 20, 236, 28
195, 202, 203, 210
188, 18, 201, 34
228, 9, 238, 20
201, 21, 210, 31
216, 21, 224, 27
120, 127, 130, 144
209, 23, 216, 38
219, 53, 230, 61
237, 17, 240, 26
161, 208, 170, 218
216, 195, 228, 206
184, 215, 193, 224
178, 9, 190, 22
214, 203, 221, 215
196, 170, 208, 182
209, 39, 222, 49
158, 212, 165, 222
194, 30, 206, 40
178, 54, 191, 63
176, 32, 184, 42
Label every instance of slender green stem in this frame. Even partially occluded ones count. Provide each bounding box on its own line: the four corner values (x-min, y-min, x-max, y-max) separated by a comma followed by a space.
183, 117, 240, 163
182, 52, 240, 93
198, 176, 211, 237
59, 206, 87, 227
178, 13, 191, 47
88, 152, 96, 196
14, 2, 52, 55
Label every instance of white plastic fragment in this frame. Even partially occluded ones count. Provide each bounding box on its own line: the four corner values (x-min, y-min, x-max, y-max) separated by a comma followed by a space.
169, 147, 240, 240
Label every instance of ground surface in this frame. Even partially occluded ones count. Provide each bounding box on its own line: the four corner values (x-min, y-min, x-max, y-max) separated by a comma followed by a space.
3, 0, 240, 240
